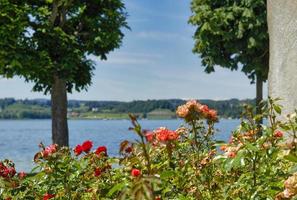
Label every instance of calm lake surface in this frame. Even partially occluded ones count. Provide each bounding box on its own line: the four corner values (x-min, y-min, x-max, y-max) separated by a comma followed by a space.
0, 119, 239, 172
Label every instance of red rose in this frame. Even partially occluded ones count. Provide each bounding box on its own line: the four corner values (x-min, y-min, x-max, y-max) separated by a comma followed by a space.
207, 109, 218, 121
74, 144, 83, 156
125, 146, 133, 153
220, 145, 227, 152
167, 130, 179, 140
0, 162, 4, 169
145, 132, 154, 142
5, 197, 12, 200
94, 168, 101, 177
155, 127, 178, 142
43, 193, 55, 200
274, 130, 283, 138
95, 146, 107, 156
42, 144, 57, 158
228, 151, 236, 158
1, 166, 15, 178
82, 140, 93, 153
155, 128, 169, 142
8, 167, 16, 177
131, 168, 141, 177
200, 105, 210, 114
2, 167, 10, 178
42, 150, 49, 158
18, 171, 26, 179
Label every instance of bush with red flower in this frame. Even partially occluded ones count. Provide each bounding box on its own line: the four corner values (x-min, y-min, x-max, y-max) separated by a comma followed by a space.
2, 99, 297, 199
114, 100, 220, 199
0, 141, 114, 199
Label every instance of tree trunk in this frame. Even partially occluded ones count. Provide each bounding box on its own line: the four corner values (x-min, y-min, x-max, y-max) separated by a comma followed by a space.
51, 75, 69, 146
256, 75, 263, 124
256, 75, 263, 113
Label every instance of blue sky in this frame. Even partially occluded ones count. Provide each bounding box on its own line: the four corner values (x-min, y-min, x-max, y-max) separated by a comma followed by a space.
0, 0, 267, 101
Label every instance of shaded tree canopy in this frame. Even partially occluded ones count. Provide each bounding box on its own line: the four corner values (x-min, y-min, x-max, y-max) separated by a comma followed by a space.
0, 0, 29, 77
189, 0, 269, 82
0, 0, 128, 93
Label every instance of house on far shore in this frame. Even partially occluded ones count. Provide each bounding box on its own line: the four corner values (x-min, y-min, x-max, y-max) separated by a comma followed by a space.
92, 107, 99, 112
68, 112, 79, 118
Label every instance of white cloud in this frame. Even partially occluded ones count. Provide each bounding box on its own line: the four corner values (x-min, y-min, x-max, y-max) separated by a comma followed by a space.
89, 52, 162, 65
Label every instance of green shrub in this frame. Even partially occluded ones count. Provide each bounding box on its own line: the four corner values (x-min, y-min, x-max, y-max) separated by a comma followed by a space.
1, 99, 297, 199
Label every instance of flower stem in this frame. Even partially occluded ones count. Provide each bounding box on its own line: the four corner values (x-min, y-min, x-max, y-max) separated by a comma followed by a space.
139, 134, 152, 174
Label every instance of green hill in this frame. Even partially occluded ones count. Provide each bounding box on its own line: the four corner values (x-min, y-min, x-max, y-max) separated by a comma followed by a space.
0, 98, 255, 119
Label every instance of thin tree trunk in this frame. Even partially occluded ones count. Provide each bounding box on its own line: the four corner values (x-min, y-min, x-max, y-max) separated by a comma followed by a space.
51, 75, 69, 146
256, 75, 263, 124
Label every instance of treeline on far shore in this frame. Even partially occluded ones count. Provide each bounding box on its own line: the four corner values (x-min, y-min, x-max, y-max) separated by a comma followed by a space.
0, 98, 255, 120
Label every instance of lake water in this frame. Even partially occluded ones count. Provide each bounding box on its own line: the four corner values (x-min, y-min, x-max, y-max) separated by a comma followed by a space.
0, 119, 240, 172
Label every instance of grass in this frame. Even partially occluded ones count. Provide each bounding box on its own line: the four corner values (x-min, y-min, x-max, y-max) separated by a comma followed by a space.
72, 109, 177, 120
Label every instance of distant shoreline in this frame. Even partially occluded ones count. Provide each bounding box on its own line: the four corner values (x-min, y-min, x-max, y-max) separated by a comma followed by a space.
0, 98, 255, 120
0, 115, 238, 120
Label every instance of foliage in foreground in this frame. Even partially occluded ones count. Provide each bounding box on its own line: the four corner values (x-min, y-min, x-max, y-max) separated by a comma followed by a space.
1, 99, 297, 199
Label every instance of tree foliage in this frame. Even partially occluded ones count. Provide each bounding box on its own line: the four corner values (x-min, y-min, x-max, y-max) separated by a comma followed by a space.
189, 0, 268, 82
0, 0, 128, 93
0, 0, 29, 77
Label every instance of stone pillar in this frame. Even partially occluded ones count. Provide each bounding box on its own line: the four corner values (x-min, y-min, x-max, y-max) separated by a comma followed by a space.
267, 0, 297, 116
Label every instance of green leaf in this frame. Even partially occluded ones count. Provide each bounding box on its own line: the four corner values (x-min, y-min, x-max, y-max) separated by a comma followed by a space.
273, 105, 282, 114
248, 37, 256, 48
160, 170, 175, 179
289, 165, 297, 173
279, 124, 291, 131
107, 182, 127, 197
233, 156, 242, 167
243, 9, 253, 18
245, 142, 258, 152
284, 153, 297, 163
240, 157, 245, 166
213, 155, 227, 162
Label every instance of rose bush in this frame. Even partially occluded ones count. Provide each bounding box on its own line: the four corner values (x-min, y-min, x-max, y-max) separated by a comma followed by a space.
1, 99, 297, 199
